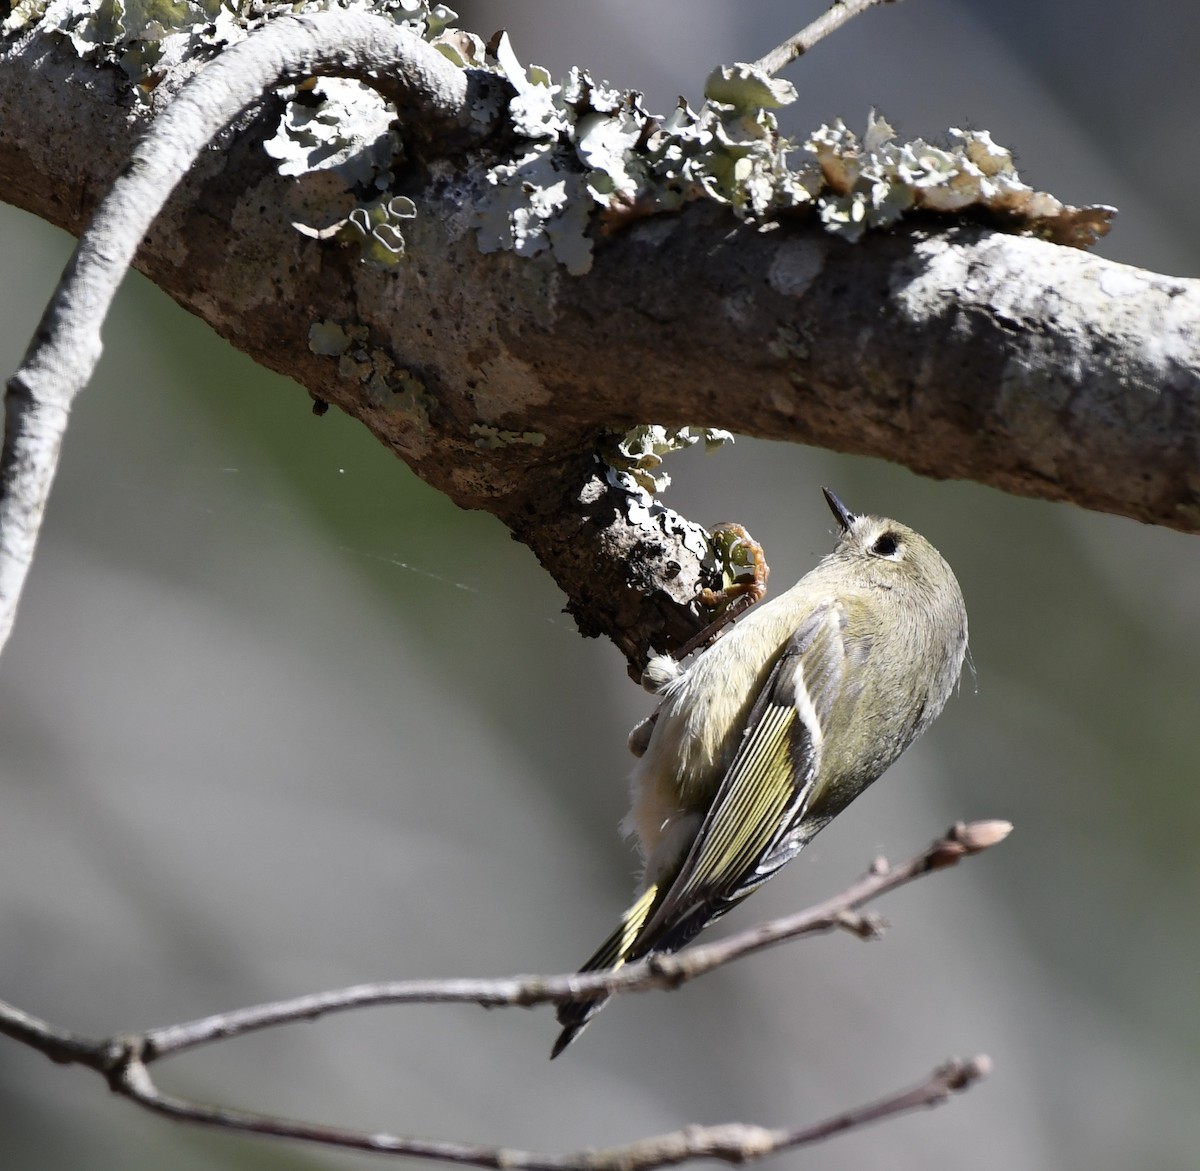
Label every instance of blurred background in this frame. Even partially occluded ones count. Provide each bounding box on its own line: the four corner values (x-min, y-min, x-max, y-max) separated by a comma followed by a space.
2, 1, 1198, 1168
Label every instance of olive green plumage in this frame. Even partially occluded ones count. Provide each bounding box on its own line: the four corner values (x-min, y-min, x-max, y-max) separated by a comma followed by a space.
551, 489, 968, 1058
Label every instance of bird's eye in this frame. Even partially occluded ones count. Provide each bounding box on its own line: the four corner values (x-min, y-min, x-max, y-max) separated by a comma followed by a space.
871, 533, 900, 557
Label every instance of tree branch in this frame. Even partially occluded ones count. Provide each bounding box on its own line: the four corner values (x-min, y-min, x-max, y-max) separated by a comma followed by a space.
753, 0, 898, 77
3, 7, 1196, 672
102, 1048, 989, 1168
0, 821, 1005, 1167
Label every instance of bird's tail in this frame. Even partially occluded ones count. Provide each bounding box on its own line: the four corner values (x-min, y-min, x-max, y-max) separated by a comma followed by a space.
550, 883, 661, 1059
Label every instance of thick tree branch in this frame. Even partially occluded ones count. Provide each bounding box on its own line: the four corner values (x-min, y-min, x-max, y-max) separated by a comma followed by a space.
2, 11, 1196, 670
0, 822, 1004, 1166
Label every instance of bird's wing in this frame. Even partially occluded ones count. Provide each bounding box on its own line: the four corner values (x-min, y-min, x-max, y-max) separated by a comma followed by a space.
631, 600, 847, 956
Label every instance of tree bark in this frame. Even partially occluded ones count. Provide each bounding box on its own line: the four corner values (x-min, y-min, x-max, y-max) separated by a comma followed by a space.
1, 20, 1196, 668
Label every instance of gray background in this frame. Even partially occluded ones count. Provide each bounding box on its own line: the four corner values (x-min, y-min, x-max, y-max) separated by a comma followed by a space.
2, 2, 1198, 1168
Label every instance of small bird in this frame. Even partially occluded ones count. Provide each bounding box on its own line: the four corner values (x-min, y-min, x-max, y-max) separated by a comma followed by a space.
551, 488, 968, 1057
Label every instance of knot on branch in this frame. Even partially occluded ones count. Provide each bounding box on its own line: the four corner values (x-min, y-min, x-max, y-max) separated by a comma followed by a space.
646, 952, 688, 988
833, 910, 886, 940
100, 1034, 146, 1093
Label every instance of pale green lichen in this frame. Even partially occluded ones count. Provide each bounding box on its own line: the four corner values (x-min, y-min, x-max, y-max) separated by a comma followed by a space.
474, 145, 592, 272
703, 63, 798, 111
308, 319, 351, 355
469, 424, 547, 449
602, 425, 734, 495
9, 0, 458, 266
604, 465, 712, 557
802, 113, 1112, 244
13, 0, 1115, 276
5, 0, 217, 70
257, 6, 454, 263
600, 463, 710, 561
263, 79, 400, 191
309, 320, 436, 428
473, 42, 1114, 270
342, 195, 417, 267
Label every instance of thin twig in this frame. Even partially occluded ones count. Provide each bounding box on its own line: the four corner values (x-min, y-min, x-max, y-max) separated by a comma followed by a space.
0, 822, 1006, 1166
0, 1008, 990, 1167
106, 1044, 988, 1169
647, 819, 1011, 988
0, 11, 504, 657
0, 821, 1010, 1067
0, 999, 116, 1072
752, 0, 899, 77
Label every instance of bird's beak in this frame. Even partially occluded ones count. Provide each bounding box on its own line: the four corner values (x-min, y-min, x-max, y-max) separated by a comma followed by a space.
822, 487, 856, 532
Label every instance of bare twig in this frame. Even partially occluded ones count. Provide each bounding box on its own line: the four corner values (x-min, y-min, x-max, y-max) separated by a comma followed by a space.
0, 11, 504, 657
645, 819, 1012, 988
103, 1045, 990, 1169
0, 999, 115, 1072
0, 822, 1007, 1166
2, 822, 1011, 1064
752, 0, 899, 77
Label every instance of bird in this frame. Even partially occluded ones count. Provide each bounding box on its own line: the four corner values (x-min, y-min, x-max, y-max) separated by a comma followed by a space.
551, 487, 968, 1057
